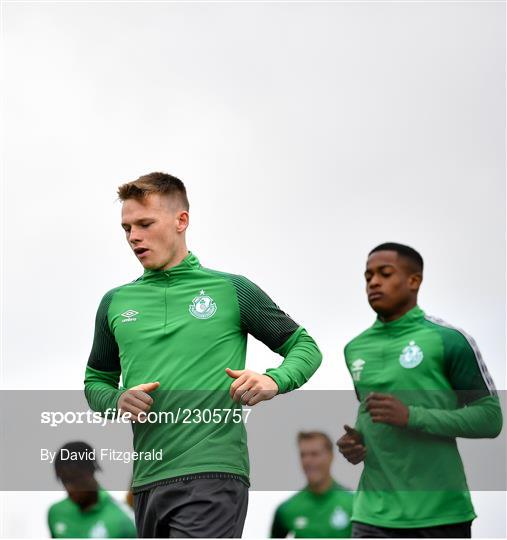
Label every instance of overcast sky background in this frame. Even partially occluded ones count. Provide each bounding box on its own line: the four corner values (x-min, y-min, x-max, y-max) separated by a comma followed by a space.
1, 1, 505, 537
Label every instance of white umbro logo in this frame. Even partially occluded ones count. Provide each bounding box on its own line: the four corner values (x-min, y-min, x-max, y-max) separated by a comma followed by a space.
121, 309, 139, 323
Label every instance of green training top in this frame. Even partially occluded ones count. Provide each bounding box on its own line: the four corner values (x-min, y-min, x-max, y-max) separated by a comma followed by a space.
344, 305, 502, 529
84, 252, 322, 489
271, 480, 354, 538
47, 489, 136, 538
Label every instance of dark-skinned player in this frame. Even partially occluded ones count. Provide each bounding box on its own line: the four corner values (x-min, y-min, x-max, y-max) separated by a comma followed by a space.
337, 242, 502, 538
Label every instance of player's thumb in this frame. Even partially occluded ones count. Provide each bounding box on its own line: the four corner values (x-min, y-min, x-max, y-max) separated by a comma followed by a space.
225, 368, 243, 379
344, 424, 356, 434
138, 381, 160, 393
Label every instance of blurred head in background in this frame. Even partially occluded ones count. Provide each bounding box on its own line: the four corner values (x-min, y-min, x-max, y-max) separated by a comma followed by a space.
54, 441, 100, 511
298, 431, 334, 493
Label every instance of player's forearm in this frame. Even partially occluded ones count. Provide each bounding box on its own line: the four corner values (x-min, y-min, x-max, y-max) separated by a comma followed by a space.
84, 365, 124, 413
408, 395, 503, 439
264, 328, 322, 393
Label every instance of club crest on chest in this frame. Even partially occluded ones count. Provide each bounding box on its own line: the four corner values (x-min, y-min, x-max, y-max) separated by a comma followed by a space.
399, 340, 424, 369
189, 289, 217, 319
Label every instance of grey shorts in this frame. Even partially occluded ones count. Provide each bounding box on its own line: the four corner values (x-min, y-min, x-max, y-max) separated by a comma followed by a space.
134, 474, 249, 538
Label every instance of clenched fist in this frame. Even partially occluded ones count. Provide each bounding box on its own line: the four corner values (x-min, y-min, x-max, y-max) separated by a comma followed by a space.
365, 392, 409, 427
117, 381, 160, 422
226, 368, 278, 406
336, 425, 366, 465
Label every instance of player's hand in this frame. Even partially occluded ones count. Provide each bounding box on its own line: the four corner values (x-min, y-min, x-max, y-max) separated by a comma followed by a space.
365, 392, 409, 427
117, 382, 160, 422
225, 368, 279, 406
336, 424, 366, 465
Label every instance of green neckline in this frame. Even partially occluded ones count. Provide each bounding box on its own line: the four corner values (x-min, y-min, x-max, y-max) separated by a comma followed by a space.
142, 251, 200, 279
372, 305, 425, 330
305, 479, 340, 498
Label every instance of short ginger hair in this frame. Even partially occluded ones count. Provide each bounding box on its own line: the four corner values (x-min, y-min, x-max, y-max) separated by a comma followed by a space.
297, 431, 333, 453
117, 172, 189, 210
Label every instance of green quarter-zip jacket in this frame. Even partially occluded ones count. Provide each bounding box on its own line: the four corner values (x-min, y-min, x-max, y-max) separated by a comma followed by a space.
84, 252, 322, 489
271, 480, 354, 538
344, 306, 502, 528
48, 489, 136, 538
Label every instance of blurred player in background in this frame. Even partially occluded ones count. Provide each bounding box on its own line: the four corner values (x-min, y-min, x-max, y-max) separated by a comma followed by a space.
84, 172, 322, 537
337, 242, 503, 538
271, 431, 353, 538
48, 441, 136, 538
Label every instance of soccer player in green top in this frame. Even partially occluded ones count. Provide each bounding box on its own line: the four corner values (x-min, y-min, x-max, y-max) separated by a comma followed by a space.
337, 242, 502, 538
271, 431, 354, 538
48, 441, 136, 538
84, 172, 322, 538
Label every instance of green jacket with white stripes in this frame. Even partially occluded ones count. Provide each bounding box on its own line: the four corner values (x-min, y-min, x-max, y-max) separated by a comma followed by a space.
344, 305, 502, 529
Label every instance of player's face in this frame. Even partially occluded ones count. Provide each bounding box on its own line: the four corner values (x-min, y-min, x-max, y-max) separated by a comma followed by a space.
121, 193, 189, 270
299, 438, 333, 486
365, 251, 419, 318
59, 468, 97, 509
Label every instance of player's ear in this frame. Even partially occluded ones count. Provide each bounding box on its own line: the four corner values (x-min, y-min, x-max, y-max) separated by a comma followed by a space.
176, 210, 189, 233
408, 272, 423, 292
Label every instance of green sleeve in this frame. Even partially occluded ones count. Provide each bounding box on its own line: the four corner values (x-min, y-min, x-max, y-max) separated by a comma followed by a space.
408, 326, 502, 438
270, 506, 289, 538
84, 289, 125, 413
120, 509, 137, 538
441, 325, 496, 405
47, 508, 56, 538
266, 326, 322, 393
225, 275, 322, 393
84, 365, 124, 414
124, 520, 137, 538
408, 395, 503, 438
